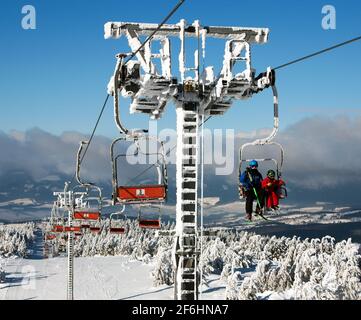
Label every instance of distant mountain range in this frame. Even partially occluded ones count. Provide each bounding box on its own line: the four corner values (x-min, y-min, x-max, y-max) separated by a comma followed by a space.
1, 167, 361, 224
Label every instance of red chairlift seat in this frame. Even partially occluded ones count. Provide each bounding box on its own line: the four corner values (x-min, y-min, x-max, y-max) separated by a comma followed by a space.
52, 225, 64, 232
138, 219, 161, 229
81, 224, 90, 229
109, 227, 126, 234
64, 226, 82, 233
109, 209, 127, 235
117, 185, 166, 203
46, 234, 56, 240
75, 233, 82, 237
90, 227, 101, 234
73, 211, 101, 221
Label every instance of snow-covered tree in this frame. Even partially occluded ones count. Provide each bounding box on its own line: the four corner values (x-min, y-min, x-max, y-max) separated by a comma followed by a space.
0, 223, 35, 258
152, 245, 174, 286
0, 259, 6, 283
41, 217, 361, 300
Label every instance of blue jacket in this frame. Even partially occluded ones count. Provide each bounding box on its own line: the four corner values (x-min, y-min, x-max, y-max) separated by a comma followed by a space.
240, 169, 263, 190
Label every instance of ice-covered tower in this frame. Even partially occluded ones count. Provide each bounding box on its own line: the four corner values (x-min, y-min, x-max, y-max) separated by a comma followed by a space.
105, 19, 275, 300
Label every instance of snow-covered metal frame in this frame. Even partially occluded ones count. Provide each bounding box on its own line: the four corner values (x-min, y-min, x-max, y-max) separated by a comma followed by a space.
105, 20, 272, 120
105, 19, 275, 301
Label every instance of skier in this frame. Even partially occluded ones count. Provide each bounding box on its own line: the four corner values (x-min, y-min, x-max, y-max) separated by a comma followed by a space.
239, 160, 265, 221
261, 169, 285, 211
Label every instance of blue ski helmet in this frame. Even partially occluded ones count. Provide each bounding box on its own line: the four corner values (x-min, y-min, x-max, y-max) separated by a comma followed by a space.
249, 160, 258, 168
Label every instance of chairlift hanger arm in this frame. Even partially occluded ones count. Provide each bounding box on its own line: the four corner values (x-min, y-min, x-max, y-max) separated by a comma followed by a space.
74, 141, 103, 211
112, 56, 129, 135
110, 206, 126, 220
75, 141, 94, 186
247, 83, 279, 146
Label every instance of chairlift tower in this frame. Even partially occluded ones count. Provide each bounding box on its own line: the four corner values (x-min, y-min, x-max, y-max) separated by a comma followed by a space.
54, 185, 75, 300
54, 184, 87, 300
105, 19, 275, 300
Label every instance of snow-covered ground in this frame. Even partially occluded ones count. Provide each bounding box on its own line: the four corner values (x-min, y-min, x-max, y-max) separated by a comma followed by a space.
0, 224, 226, 300
0, 256, 224, 300
1, 204, 361, 300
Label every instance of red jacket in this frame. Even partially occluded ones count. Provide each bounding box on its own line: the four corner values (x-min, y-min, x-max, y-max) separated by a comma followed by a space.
261, 177, 285, 191
261, 177, 285, 208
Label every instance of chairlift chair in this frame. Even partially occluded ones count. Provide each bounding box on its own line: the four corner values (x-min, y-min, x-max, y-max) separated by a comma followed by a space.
239, 142, 288, 200
72, 184, 102, 221
52, 225, 65, 233
109, 207, 127, 234
72, 141, 103, 221
238, 83, 287, 201
138, 205, 162, 229
110, 134, 168, 205
64, 226, 82, 233
90, 226, 102, 234
109, 81, 167, 205
72, 187, 102, 221
72, 190, 102, 234
45, 233, 56, 241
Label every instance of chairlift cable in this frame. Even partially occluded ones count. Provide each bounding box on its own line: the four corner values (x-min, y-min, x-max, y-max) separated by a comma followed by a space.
274, 35, 361, 71
69, 94, 110, 185
203, 36, 361, 131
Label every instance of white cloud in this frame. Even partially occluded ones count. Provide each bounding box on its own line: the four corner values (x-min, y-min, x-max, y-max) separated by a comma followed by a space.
1, 115, 361, 204
278, 116, 361, 189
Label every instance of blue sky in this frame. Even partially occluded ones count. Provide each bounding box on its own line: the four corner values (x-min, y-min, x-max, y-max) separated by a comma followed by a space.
0, 0, 360, 137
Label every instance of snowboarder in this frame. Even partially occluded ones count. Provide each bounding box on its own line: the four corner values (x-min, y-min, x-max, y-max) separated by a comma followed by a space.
239, 160, 265, 221
261, 169, 285, 211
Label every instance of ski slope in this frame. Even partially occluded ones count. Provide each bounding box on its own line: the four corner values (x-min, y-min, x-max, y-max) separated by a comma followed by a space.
0, 256, 226, 300
0, 232, 225, 300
